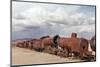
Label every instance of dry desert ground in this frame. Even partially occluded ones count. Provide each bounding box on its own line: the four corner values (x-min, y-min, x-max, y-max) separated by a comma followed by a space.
12, 46, 89, 66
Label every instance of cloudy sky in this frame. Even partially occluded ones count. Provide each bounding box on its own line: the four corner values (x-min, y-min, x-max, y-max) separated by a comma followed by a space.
12, 1, 96, 40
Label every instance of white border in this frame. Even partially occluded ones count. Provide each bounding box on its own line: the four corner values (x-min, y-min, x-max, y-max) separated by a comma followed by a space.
0, 0, 100, 67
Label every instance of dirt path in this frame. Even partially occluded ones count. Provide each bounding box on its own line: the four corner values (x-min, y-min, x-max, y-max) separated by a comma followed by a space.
12, 47, 85, 66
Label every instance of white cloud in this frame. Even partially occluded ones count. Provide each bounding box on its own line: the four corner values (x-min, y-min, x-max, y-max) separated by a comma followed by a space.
12, 2, 95, 39
63, 24, 95, 33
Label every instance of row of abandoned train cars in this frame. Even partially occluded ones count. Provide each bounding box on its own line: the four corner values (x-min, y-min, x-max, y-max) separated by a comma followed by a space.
12, 33, 96, 61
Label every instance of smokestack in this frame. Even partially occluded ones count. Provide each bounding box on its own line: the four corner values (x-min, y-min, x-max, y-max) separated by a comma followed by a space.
71, 33, 77, 38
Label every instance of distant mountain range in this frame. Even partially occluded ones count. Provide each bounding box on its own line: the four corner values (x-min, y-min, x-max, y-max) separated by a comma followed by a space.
12, 38, 32, 42
11, 32, 95, 43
